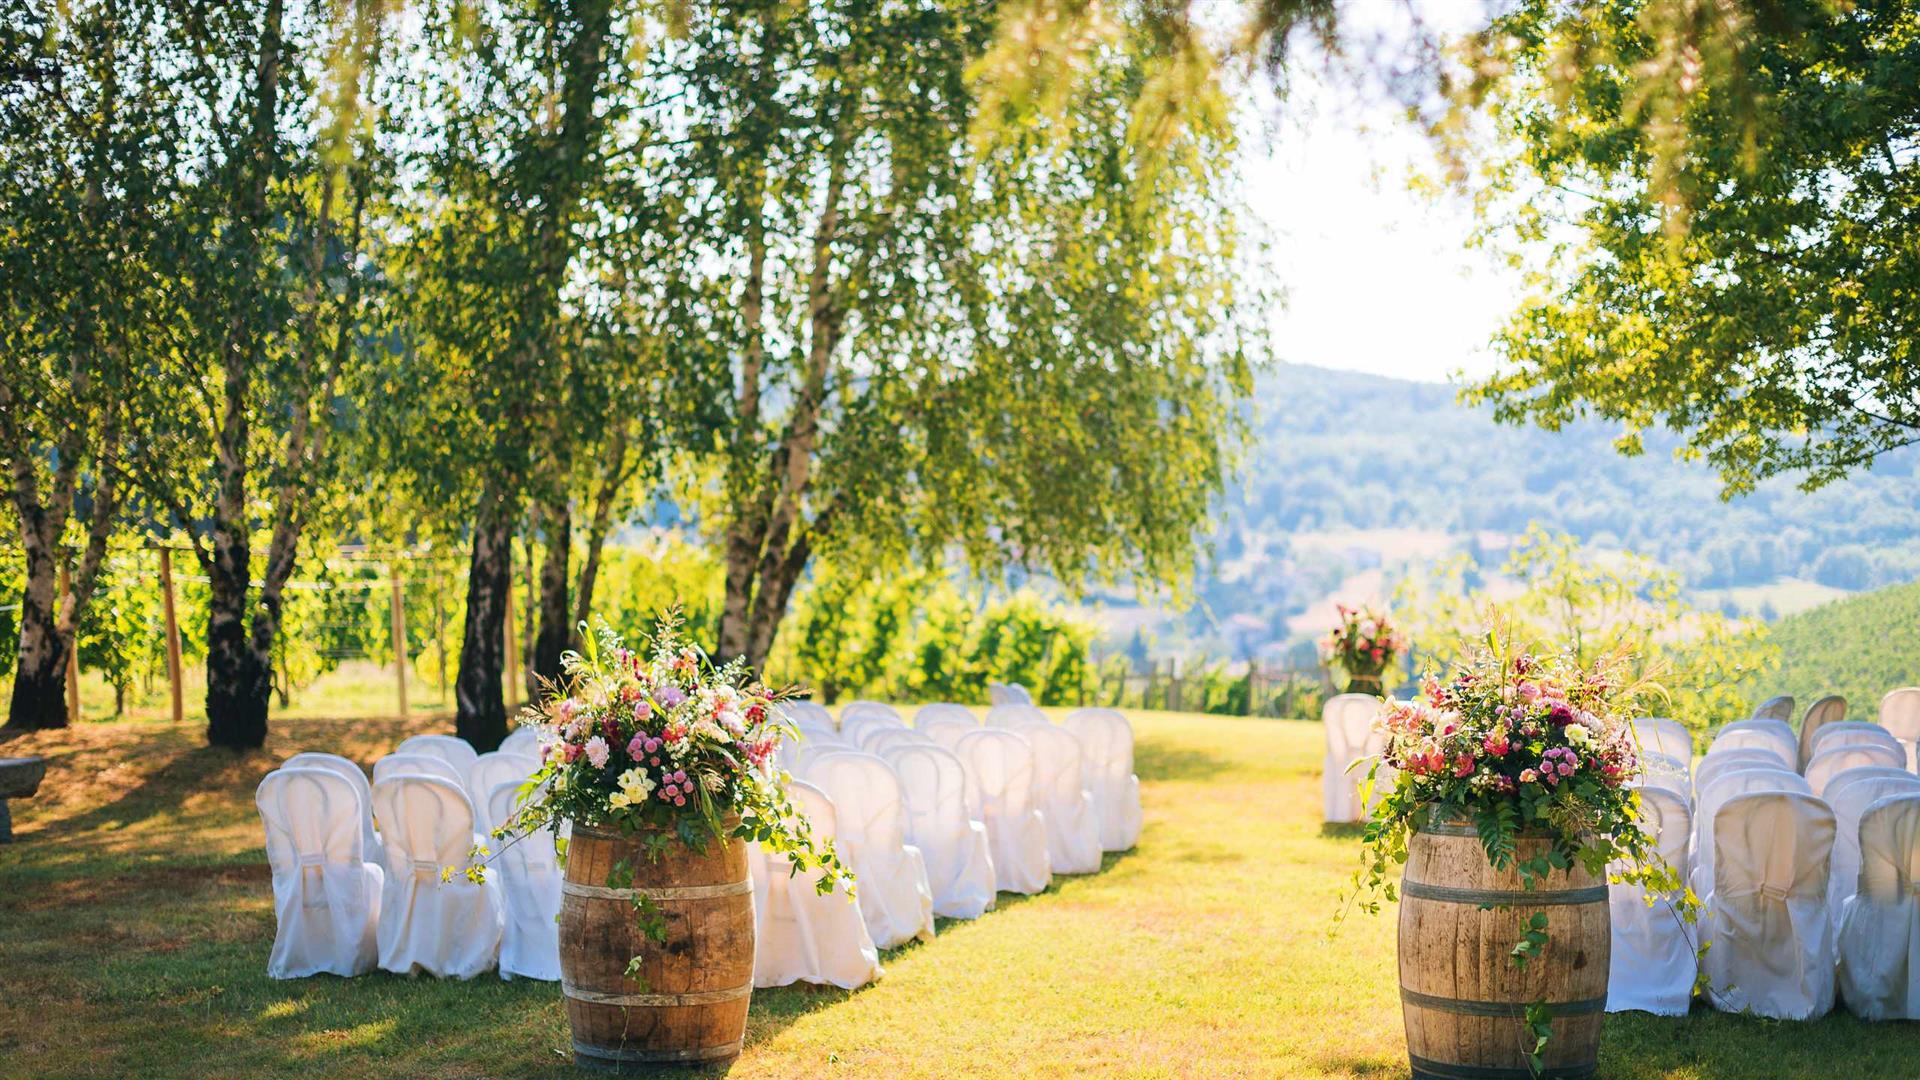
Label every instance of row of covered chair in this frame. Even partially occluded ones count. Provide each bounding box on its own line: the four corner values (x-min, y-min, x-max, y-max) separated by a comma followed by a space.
256, 737, 556, 982
1606, 692, 1920, 1022
752, 700, 1141, 990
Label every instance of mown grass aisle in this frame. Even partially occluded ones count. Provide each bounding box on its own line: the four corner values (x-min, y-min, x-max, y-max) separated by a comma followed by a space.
5, 711, 1920, 1078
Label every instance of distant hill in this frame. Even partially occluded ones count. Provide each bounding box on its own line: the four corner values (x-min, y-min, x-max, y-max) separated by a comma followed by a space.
1089, 364, 1920, 659
1750, 580, 1920, 717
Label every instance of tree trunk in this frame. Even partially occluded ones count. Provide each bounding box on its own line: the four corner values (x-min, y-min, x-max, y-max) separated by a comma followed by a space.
531, 498, 571, 689
570, 423, 629, 651
205, 526, 270, 748
7, 542, 68, 730
456, 485, 515, 751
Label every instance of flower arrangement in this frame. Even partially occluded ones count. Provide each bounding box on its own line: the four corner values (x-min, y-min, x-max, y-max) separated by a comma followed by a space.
470, 615, 849, 899
1346, 626, 1693, 1070
1321, 603, 1406, 693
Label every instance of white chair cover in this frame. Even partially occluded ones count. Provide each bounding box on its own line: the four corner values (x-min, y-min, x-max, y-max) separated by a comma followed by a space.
371, 774, 503, 978
920, 718, 978, 751
1607, 785, 1695, 1015
806, 752, 936, 949
749, 780, 882, 988
794, 720, 847, 749
1693, 748, 1782, 803
1705, 791, 1836, 1020
1805, 744, 1904, 796
1752, 695, 1796, 723
913, 703, 977, 728
1016, 722, 1104, 874
283, 751, 382, 869
256, 767, 383, 978
861, 726, 933, 757
842, 711, 907, 750
1322, 693, 1380, 824
1007, 684, 1034, 705
1064, 708, 1143, 852
1798, 695, 1848, 768
1693, 767, 1809, 899
884, 744, 998, 919
781, 700, 839, 729
1838, 794, 1920, 1019
395, 734, 480, 786
954, 728, 1052, 894
1710, 721, 1798, 772
1632, 717, 1694, 767
468, 752, 539, 834
487, 781, 560, 981
984, 703, 1048, 729
1640, 752, 1691, 792
1808, 721, 1905, 763
373, 753, 466, 792
500, 726, 541, 759
840, 700, 902, 727
1823, 768, 1920, 929
1880, 688, 1920, 771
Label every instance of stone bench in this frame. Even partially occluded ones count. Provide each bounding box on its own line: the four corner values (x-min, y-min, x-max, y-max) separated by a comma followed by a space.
0, 756, 46, 842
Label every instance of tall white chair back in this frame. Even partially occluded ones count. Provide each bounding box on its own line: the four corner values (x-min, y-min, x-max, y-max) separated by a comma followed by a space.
500, 726, 541, 759
1880, 688, 1920, 771
920, 717, 978, 751
255, 767, 383, 978
839, 700, 901, 726
395, 734, 480, 785
954, 728, 1052, 894
984, 703, 1047, 729
1799, 695, 1848, 768
1015, 722, 1104, 874
469, 752, 540, 834
487, 780, 560, 981
1825, 769, 1920, 929
1693, 748, 1781, 802
373, 753, 466, 793
1838, 793, 1920, 1019
806, 751, 935, 948
913, 703, 977, 728
1063, 707, 1143, 852
282, 751, 382, 868
780, 701, 838, 729
1693, 766, 1809, 898
884, 743, 998, 920
1607, 784, 1695, 1015
1710, 721, 1797, 771
749, 781, 882, 989
1631, 717, 1694, 767
861, 726, 933, 757
1706, 791, 1837, 1020
1805, 743, 1905, 797
842, 711, 907, 750
1640, 752, 1690, 792
370, 774, 503, 978
1752, 695, 1795, 723
1808, 722, 1904, 764
1322, 693, 1380, 824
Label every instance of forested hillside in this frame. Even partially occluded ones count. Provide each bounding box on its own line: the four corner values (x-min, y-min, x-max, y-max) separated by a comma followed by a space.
1751, 581, 1920, 716
1128, 364, 1920, 658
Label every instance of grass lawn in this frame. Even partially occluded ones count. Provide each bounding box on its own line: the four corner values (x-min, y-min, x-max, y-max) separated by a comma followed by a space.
4, 708, 1919, 1078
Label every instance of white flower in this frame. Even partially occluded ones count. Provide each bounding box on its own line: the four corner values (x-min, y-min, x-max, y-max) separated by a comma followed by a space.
692, 718, 728, 744
1565, 724, 1595, 749
617, 767, 655, 801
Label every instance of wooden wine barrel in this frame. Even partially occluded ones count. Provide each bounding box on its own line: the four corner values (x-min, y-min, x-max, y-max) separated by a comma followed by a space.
1398, 816, 1610, 1080
559, 820, 754, 1072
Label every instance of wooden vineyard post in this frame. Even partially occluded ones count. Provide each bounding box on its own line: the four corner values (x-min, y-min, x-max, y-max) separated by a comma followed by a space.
158, 547, 185, 724
389, 558, 409, 720
59, 558, 79, 722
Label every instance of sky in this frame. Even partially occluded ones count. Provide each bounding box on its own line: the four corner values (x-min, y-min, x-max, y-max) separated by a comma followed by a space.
1242, 5, 1520, 386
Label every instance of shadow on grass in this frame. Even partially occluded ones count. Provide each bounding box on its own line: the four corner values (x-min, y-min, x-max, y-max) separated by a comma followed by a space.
1319, 822, 1368, 840
1311, 1053, 1406, 1079
29, 742, 271, 844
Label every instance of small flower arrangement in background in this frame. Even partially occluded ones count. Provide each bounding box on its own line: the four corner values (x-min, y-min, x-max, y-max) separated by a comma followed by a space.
471, 613, 848, 896
1321, 603, 1406, 693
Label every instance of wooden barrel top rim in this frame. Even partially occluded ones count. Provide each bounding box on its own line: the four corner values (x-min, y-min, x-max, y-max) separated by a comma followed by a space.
1415, 817, 1560, 840
1409, 1053, 1596, 1080
562, 878, 754, 901
1399, 987, 1607, 1017
562, 980, 753, 1007
1400, 879, 1609, 906
573, 1037, 745, 1064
